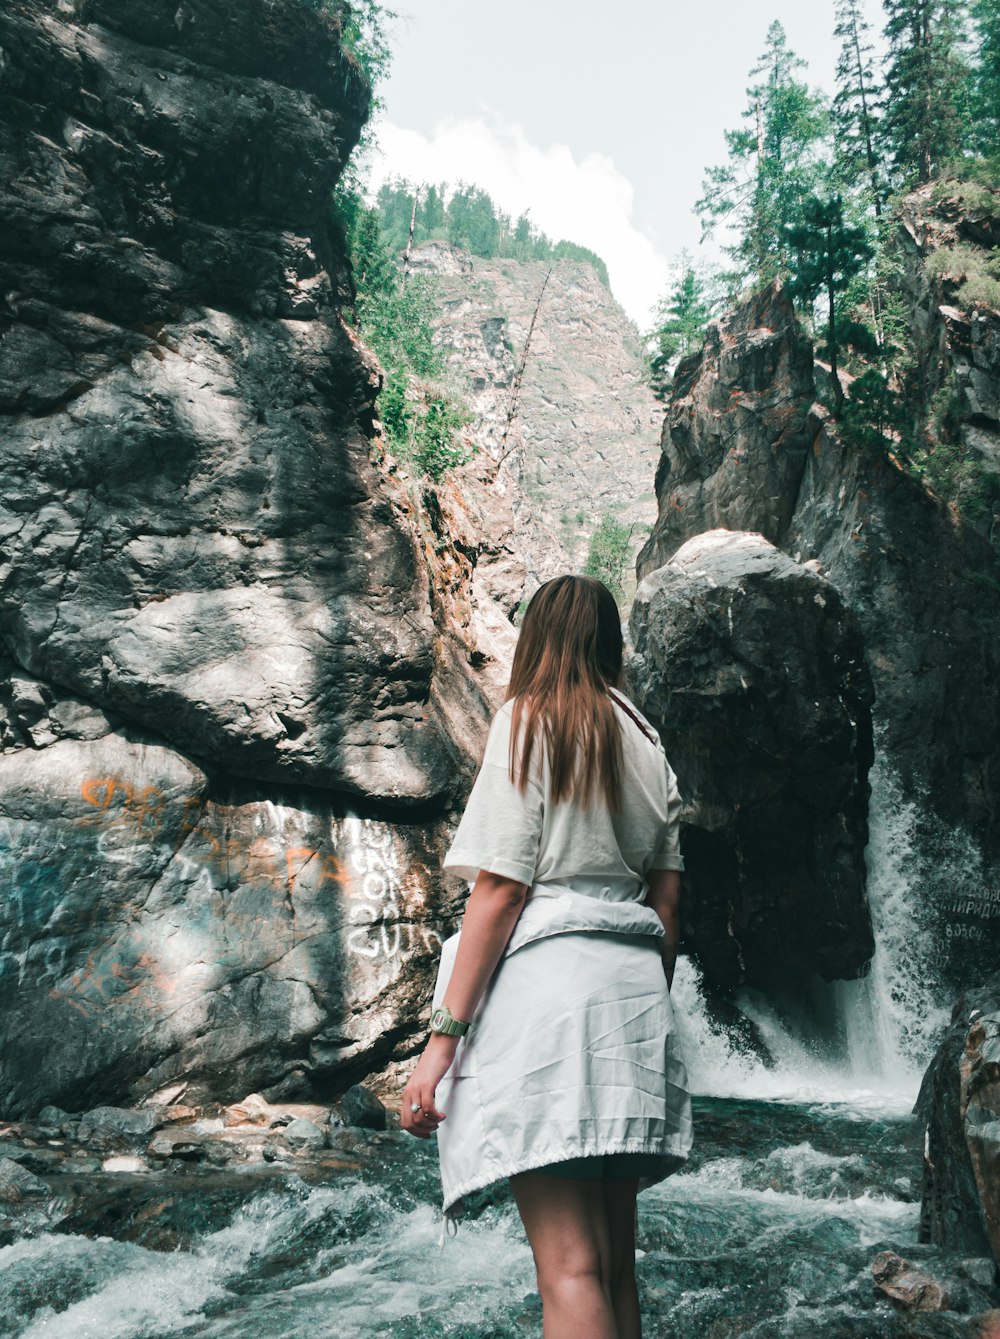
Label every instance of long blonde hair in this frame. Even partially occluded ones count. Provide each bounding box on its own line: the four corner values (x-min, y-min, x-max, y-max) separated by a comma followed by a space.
507, 575, 624, 810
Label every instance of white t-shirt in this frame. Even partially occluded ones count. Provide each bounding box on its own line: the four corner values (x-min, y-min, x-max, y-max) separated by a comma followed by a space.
443, 691, 683, 902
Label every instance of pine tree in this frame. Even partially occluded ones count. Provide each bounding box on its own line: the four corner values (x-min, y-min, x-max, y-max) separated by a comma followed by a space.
882, 0, 970, 184
646, 257, 717, 398
833, 0, 885, 212
970, 0, 1000, 153
512, 212, 533, 259
696, 22, 831, 287
419, 184, 446, 236
784, 194, 874, 412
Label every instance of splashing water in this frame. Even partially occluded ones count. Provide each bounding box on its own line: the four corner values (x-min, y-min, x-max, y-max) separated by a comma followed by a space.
835, 753, 956, 1093
673, 750, 965, 1113
2, 747, 989, 1339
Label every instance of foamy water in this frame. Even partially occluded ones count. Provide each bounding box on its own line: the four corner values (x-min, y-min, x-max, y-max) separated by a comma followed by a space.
1, 750, 982, 1339
671, 750, 964, 1116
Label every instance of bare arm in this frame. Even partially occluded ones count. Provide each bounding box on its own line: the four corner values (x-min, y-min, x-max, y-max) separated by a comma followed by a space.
401, 870, 527, 1137
643, 868, 681, 989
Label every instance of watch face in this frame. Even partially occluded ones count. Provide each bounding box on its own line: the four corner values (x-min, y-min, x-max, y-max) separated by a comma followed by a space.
431, 1008, 446, 1029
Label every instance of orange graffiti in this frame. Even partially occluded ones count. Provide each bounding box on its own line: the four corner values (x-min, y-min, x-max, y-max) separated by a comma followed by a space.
79, 774, 350, 896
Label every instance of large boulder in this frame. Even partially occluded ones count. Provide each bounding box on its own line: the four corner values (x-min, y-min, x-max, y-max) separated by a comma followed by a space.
628, 529, 875, 995
917, 974, 1000, 1266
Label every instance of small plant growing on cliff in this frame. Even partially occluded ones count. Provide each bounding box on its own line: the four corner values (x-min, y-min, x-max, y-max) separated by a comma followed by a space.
840, 367, 912, 459
308, 1, 395, 99
410, 392, 470, 482
926, 243, 1000, 312
583, 515, 634, 603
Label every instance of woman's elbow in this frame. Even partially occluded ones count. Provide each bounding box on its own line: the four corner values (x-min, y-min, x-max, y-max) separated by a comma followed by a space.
473, 870, 530, 907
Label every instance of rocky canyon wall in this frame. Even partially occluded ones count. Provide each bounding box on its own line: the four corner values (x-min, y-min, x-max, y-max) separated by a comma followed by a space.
633, 259, 1000, 994
0, 0, 502, 1116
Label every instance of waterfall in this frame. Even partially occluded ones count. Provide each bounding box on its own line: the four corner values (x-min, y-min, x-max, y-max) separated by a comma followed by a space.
835, 753, 957, 1091
673, 750, 963, 1110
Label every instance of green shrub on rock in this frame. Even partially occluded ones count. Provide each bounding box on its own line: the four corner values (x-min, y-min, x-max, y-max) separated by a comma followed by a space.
583, 514, 633, 603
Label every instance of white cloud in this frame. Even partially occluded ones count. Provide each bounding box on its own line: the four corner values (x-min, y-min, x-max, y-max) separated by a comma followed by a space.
369, 115, 671, 327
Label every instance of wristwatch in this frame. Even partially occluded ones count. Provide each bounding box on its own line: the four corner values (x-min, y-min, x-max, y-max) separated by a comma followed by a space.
430, 1003, 472, 1037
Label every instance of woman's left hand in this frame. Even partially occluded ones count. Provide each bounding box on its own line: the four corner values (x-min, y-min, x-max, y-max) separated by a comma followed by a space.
401, 1033, 461, 1138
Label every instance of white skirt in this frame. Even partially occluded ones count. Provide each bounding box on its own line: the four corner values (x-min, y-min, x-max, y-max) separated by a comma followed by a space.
432, 894, 693, 1225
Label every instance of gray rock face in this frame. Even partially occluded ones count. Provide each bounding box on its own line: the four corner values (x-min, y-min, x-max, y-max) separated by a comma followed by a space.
0, 723, 462, 1116
0, 1159, 50, 1204
635, 279, 1000, 989
638, 285, 817, 571
411, 240, 662, 587
917, 975, 1000, 1267
0, 1, 494, 1117
897, 185, 1000, 500
628, 530, 875, 994
0, 0, 476, 806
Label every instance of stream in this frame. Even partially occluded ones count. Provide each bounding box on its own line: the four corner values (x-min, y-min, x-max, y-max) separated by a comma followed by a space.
0, 758, 994, 1338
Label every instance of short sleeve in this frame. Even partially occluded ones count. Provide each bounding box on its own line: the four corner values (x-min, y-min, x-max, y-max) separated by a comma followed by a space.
649, 757, 684, 872
443, 703, 544, 886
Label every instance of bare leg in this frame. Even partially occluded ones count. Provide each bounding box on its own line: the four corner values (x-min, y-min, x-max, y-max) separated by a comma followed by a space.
508, 1170, 620, 1339
602, 1177, 642, 1339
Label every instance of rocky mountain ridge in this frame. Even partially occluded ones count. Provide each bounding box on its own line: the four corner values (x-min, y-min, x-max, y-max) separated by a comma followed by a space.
410, 239, 662, 589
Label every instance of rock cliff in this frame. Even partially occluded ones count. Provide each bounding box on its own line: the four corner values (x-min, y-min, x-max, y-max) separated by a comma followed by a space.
634, 273, 1000, 993
0, 0, 498, 1115
410, 240, 662, 587
917, 974, 1000, 1267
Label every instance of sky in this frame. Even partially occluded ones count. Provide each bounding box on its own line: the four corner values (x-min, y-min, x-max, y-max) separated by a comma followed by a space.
369, 0, 884, 326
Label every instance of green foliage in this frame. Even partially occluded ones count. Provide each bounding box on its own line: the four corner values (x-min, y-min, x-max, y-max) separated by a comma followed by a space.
410, 393, 470, 482
840, 366, 912, 456
925, 241, 1000, 311
696, 22, 832, 288
343, 198, 472, 481
784, 193, 874, 407
833, 0, 885, 211
335, 0, 394, 95
881, 0, 970, 185
307, 1, 395, 192
970, 0, 1000, 153
645, 255, 722, 397
909, 433, 1000, 528
929, 160, 1000, 213
583, 515, 633, 603
374, 179, 611, 285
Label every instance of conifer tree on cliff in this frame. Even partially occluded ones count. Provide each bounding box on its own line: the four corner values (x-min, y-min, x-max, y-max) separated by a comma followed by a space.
970, 0, 1000, 153
784, 194, 873, 414
646, 257, 716, 399
696, 21, 830, 287
881, 0, 969, 183
833, 0, 885, 213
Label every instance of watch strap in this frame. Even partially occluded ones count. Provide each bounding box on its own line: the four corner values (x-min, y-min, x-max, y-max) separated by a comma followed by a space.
430, 1004, 471, 1036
